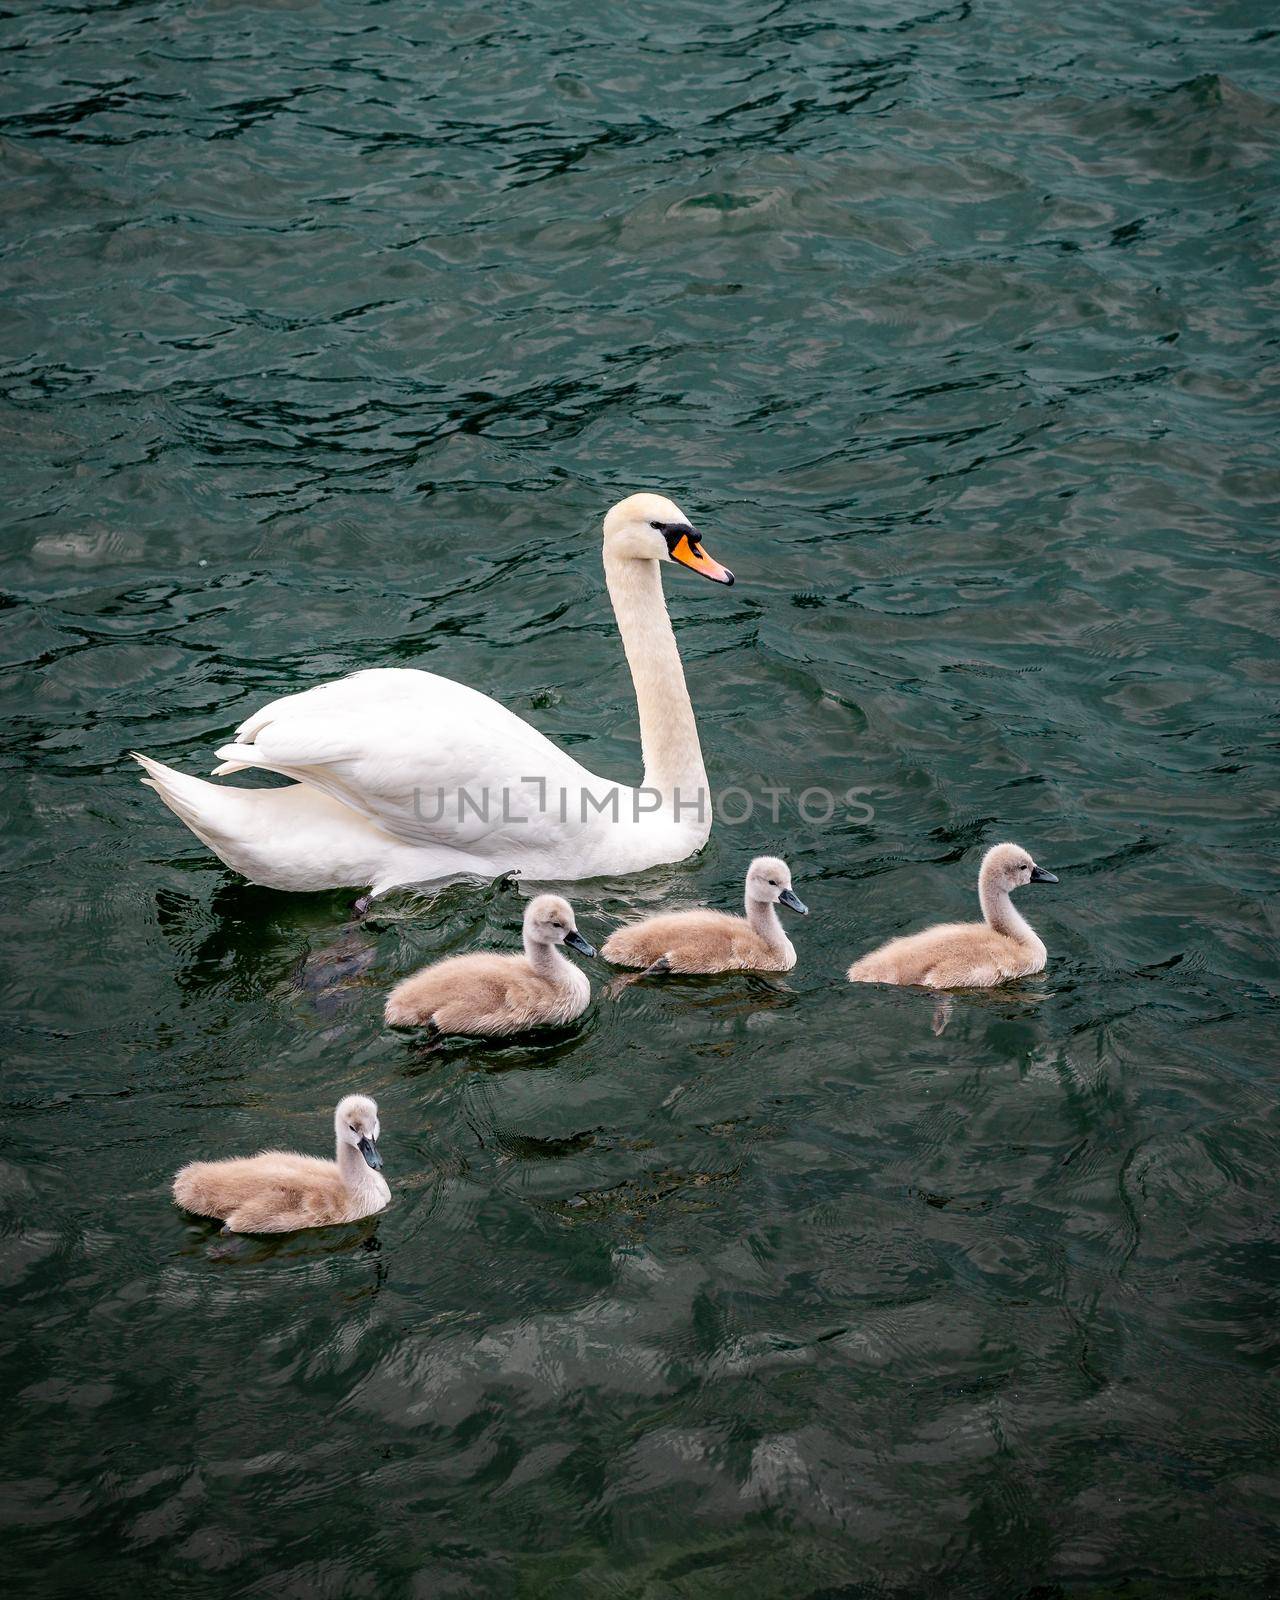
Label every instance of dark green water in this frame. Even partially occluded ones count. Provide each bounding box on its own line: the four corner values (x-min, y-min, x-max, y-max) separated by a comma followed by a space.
2, 0, 1278, 1595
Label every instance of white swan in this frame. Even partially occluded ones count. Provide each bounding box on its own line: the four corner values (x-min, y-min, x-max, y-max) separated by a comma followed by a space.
134, 494, 735, 894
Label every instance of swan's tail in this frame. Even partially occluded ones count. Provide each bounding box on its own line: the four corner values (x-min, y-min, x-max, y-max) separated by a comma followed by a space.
132, 751, 243, 853
132, 750, 423, 892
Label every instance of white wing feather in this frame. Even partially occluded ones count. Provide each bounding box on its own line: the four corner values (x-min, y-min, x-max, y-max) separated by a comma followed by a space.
212, 668, 608, 853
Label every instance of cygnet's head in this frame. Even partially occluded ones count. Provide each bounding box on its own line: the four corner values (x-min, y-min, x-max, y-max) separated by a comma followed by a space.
524, 894, 596, 957
335, 1093, 383, 1171
602, 492, 734, 585
745, 856, 808, 914
981, 842, 1058, 894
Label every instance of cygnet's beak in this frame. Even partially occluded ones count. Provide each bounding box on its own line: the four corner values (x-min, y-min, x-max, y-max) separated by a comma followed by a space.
664, 525, 735, 586
358, 1135, 383, 1171
1030, 866, 1058, 884
564, 929, 596, 958
779, 888, 809, 915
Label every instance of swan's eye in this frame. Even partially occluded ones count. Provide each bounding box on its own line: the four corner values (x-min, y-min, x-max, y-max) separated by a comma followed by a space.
650, 520, 663, 530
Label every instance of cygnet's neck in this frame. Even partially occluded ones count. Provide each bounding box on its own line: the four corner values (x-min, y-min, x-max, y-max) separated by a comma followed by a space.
335, 1136, 386, 1198
745, 893, 792, 958
603, 552, 707, 803
979, 872, 1040, 950
523, 930, 577, 983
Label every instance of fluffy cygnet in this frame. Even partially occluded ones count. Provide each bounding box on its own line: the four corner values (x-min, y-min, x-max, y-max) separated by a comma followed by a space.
600, 856, 808, 974
384, 894, 594, 1035
847, 841, 1058, 989
172, 1094, 389, 1234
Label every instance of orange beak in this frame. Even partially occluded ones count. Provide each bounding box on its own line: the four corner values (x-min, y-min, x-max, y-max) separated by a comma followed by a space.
669, 532, 734, 586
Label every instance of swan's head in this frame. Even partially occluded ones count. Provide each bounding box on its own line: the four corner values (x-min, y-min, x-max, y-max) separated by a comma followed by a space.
981, 842, 1058, 894
335, 1094, 383, 1170
745, 855, 808, 914
602, 493, 734, 585
525, 893, 596, 957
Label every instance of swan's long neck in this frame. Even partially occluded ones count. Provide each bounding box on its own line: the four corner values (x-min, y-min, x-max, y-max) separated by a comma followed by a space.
980, 874, 1038, 948
746, 894, 790, 956
524, 931, 574, 983
604, 554, 707, 803
335, 1136, 384, 1197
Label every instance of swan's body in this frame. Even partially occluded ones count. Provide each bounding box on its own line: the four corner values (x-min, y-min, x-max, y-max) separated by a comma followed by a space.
847, 842, 1057, 989
173, 1095, 389, 1234
135, 494, 734, 894
601, 856, 808, 974
385, 893, 594, 1035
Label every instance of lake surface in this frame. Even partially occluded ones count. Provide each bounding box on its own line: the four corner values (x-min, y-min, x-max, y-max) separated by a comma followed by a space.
2, 1, 1278, 1595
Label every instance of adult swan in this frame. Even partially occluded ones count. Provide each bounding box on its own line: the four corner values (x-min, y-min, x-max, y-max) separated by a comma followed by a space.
134, 494, 736, 895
